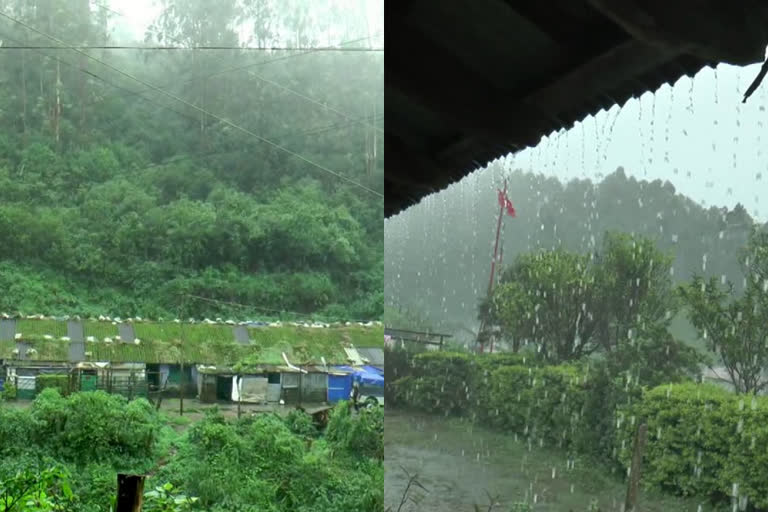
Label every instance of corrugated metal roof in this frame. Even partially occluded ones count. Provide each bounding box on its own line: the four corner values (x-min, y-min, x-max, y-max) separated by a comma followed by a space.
385, 0, 768, 217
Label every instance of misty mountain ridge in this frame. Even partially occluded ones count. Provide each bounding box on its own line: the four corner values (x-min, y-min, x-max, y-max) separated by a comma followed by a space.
385, 165, 762, 342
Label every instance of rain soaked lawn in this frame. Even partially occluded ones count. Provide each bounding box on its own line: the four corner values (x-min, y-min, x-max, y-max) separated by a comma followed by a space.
385, 410, 718, 512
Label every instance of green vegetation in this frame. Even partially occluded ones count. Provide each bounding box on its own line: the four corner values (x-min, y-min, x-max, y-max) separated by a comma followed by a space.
391, 351, 765, 509
388, 229, 768, 509
0, 390, 383, 511
0, 0, 382, 321
1, 319, 383, 365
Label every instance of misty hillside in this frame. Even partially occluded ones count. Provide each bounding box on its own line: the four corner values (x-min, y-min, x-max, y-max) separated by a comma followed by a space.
0, 0, 383, 320
385, 165, 762, 344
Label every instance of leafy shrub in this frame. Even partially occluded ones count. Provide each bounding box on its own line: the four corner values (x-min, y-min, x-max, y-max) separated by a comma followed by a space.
615, 382, 768, 508
35, 374, 72, 396
572, 361, 643, 461
487, 364, 587, 450
383, 346, 411, 405
391, 352, 474, 415
283, 409, 318, 438
30, 389, 159, 465
162, 408, 382, 511
0, 407, 38, 457
326, 400, 383, 460
1, 383, 17, 401
468, 352, 537, 423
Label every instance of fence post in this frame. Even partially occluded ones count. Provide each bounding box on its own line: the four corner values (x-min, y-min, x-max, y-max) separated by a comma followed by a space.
624, 423, 648, 512
116, 474, 144, 512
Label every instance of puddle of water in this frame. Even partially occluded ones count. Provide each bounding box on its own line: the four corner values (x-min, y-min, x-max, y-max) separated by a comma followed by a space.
385, 410, 707, 512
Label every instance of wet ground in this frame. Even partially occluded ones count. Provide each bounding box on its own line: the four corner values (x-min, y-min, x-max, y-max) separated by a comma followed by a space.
385, 410, 711, 512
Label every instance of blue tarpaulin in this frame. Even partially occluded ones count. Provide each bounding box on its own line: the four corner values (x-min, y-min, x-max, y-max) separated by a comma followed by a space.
362, 365, 383, 375
334, 366, 384, 387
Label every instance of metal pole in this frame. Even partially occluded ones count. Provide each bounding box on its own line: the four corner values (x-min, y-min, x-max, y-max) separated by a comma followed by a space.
477, 179, 507, 353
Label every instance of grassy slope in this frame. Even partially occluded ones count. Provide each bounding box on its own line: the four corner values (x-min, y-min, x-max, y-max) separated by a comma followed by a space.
1, 319, 383, 365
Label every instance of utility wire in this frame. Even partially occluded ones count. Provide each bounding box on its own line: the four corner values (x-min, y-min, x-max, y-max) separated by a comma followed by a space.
82, 34, 378, 110
247, 70, 383, 133
0, 45, 383, 51
0, 12, 382, 198
0, 30, 381, 175
135, 114, 384, 173
0, 31, 201, 125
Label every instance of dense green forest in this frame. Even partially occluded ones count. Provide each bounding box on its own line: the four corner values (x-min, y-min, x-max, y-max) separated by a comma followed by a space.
0, 0, 383, 320
385, 164, 764, 340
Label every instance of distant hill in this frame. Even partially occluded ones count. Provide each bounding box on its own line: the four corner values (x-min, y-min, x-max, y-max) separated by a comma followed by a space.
385, 165, 763, 347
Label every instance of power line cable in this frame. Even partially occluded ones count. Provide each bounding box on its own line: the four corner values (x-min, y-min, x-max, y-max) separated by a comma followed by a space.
247, 70, 383, 133
0, 30, 202, 126
0, 45, 383, 51
0, 30, 381, 173
81, 34, 378, 110
0, 11, 382, 198
131, 114, 384, 174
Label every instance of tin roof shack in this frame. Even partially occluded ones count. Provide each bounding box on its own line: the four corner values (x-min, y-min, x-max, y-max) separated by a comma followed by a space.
356, 347, 384, 369
196, 364, 279, 404
1, 318, 385, 402
2, 360, 72, 400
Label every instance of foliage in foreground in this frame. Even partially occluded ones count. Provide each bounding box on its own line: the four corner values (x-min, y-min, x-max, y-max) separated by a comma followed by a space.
394, 350, 768, 509
0, 392, 382, 511
156, 406, 383, 511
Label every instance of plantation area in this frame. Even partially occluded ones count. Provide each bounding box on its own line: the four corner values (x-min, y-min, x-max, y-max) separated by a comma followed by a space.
0, 390, 383, 511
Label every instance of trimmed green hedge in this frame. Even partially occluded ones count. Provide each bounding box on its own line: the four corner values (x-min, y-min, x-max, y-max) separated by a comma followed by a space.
487, 364, 587, 451
398, 351, 768, 508
36, 375, 71, 396
616, 382, 768, 507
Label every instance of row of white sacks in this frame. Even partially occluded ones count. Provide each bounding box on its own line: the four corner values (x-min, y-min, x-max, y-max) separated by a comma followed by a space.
1, 313, 382, 329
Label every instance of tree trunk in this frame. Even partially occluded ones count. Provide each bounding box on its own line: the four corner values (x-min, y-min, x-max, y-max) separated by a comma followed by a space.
21, 47, 27, 147
55, 57, 61, 146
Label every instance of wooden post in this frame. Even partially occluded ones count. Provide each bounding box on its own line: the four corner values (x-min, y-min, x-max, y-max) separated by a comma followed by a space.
625, 423, 648, 512
116, 474, 144, 512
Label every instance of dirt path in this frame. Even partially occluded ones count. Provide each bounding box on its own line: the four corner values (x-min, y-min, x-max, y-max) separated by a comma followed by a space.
385, 411, 706, 512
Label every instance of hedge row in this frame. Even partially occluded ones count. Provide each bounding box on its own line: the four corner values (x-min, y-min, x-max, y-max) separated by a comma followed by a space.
393, 351, 768, 508
616, 382, 768, 508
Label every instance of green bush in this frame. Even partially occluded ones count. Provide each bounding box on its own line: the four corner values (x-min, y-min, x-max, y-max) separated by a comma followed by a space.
326, 400, 383, 460
487, 364, 587, 450
0, 407, 38, 457
161, 408, 383, 511
1, 383, 17, 401
468, 352, 537, 423
35, 374, 71, 396
283, 409, 318, 438
391, 352, 474, 415
30, 389, 159, 465
615, 382, 768, 507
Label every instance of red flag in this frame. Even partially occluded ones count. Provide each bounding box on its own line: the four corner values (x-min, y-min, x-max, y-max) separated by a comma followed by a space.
498, 189, 516, 217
